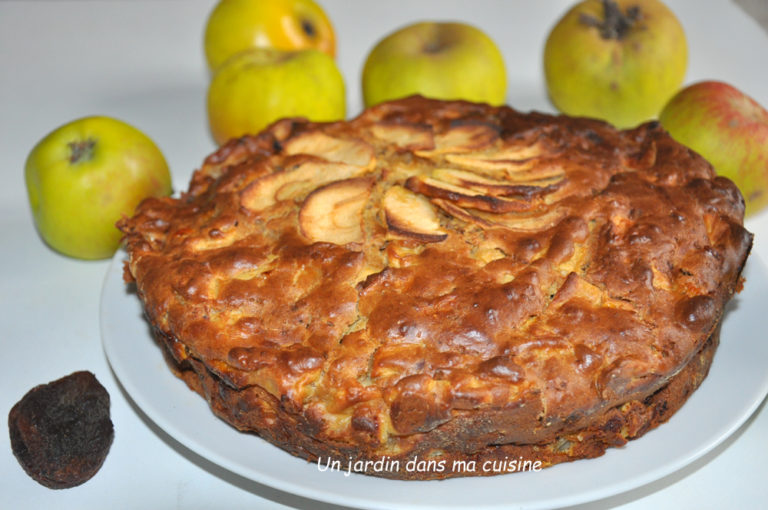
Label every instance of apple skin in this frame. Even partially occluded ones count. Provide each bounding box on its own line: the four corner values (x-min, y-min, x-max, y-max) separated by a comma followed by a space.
544, 0, 687, 128
204, 0, 336, 71
659, 81, 768, 216
362, 22, 507, 108
25, 116, 172, 260
207, 47, 345, 145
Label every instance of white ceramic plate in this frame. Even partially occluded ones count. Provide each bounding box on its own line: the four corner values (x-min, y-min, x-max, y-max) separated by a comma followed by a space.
101, 252, 768, 510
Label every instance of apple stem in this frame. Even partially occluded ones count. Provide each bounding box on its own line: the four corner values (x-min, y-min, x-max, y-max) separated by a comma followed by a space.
423, 41, 446, 53
68, 138, 96, 164
579, 0, 641, 40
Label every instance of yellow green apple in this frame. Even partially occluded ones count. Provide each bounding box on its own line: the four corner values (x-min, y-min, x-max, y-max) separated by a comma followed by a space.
659, 81, 768, 216
207, 47, 345, 145
24, 116, 172, 259
544, 0, 687, 128
361, 21, 507, 108
204, 0, 336, 71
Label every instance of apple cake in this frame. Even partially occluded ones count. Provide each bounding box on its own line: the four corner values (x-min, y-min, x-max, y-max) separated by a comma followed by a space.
119, 96, 752, 480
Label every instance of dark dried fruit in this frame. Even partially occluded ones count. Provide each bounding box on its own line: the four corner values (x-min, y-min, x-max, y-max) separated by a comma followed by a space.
8, 371, 114, 489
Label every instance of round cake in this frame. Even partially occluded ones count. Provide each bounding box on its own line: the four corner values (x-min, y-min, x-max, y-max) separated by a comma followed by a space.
119, 96, 751, 479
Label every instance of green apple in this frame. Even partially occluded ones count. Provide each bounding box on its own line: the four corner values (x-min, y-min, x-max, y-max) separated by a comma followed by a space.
25, 116, 172, 260
544, 0, 687, 128
204, 0, 336, 71
659, 81, 768, 216
361, 21, 507, 108
207, 47, 346, 145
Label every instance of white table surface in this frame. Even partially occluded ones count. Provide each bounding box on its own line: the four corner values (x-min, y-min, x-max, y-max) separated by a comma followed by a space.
1, 1, 767, 509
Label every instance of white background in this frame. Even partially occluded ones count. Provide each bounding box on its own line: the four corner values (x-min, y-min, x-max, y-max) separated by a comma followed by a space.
1, 1, 767, 509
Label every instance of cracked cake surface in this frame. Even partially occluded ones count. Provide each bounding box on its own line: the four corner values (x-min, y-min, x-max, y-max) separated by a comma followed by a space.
119, 96, 751, 479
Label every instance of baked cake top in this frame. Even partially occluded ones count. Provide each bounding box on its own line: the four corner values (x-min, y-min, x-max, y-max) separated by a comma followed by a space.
119, 96, 751, 451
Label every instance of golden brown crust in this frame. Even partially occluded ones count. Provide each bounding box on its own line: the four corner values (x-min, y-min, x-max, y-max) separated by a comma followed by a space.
119, 96, 752, 479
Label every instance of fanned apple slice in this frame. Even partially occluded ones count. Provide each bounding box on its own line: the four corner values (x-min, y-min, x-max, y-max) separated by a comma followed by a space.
431, 198, 495, 228
445, 156, 567, 184
241, 160, 367, 212
432, 168, 506, 187
282, 131, 375, 169
490, 142, 548, 160
370, 122, 435, 151
503, 165, 566, 183
431, 168, 563, 198
299, 178, 373, 245
414, 123, 499, 156
405, 175, 537, 213
443, 142, 552, 173
383, 185, 447, 242
432, 198, 565, 232
474, 207, 568, 232
444, 153, 536, 174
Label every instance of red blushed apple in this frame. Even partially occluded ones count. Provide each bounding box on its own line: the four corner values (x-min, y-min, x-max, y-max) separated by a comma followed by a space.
659, 80, 768, 216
